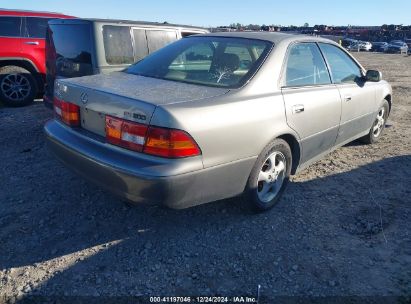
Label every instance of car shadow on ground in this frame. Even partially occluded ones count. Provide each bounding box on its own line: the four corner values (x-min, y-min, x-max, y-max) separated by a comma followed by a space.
2, 154, 410, 298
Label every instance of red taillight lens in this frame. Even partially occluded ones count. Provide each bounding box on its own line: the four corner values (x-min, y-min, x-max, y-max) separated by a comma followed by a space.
54, 97, 80, 127
144, 127, 201, 158
104, 115, 201, 158
105, 115, 148, 152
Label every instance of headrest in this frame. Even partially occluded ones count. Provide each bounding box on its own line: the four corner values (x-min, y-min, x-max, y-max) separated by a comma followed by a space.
214, 53, 240, 72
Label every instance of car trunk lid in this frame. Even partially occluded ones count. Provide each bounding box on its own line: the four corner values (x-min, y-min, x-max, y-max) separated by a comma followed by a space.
55, 72, 229, 136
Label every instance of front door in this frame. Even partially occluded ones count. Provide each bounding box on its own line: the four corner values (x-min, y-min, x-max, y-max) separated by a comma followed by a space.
318, 43, 376, 145
281, 42, 342, 163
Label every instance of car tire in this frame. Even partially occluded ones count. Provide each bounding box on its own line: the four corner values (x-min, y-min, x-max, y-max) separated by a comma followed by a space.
0, 66, 37, 107
245, 138, 292, 212
360, 99, 389, 144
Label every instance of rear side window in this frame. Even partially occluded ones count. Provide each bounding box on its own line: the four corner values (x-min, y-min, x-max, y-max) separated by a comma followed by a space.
25, 17, 51, 38
285, 43, 331, 87
146, 30, 178, 53
318, 43, 362, 83
132, 29, 149, 61
103, 25, 134, 65
0, 17, 21, 37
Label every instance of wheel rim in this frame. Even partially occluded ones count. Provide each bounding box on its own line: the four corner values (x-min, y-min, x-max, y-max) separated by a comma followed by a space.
1, 74, 31, 101
372, 106, 386, 137
257, 151, 286, 203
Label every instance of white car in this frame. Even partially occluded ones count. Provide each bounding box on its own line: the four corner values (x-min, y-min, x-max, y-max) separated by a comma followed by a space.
348, 41, 372, 52
358, 41, 372, 51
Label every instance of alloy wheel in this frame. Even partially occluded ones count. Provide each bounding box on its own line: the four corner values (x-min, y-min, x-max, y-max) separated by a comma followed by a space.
257, 151, 286, 203
372, 107, 386, 137
1, 74, 31, 101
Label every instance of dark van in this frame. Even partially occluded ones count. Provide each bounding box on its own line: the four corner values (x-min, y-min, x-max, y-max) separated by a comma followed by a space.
44, 18, 208, 108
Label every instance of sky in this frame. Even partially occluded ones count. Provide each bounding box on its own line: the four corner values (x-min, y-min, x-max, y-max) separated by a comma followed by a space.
1, 0, 410, 27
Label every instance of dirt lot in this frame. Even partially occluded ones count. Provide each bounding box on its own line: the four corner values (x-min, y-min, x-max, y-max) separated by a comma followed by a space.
0, 52, 410, 303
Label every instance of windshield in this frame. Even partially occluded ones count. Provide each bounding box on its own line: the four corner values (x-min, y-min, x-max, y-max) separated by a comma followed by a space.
125, 36, 272, 88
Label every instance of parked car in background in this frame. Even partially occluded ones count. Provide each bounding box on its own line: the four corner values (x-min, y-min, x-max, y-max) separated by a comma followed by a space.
45, 32, 392, 211
386, 41, 409, 54
358, 41, 372, 51
341, 38, 357, 49
346, 42, 359, 51
371, 42, 389, 52
347, 41, 372, 52
44, 18, 208, 108
405, 38, 411, 52
0, 9, 73, 106
389, 40, 404, 45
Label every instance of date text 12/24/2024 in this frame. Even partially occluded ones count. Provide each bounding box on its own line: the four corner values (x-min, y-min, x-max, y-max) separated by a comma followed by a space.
149, 296, 258, 303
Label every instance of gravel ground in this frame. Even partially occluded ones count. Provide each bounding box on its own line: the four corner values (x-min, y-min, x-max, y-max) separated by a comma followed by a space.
0, 53, 410, 303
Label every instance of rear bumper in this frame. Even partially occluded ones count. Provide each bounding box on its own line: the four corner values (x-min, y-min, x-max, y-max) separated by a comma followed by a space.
44, 120, 255, 209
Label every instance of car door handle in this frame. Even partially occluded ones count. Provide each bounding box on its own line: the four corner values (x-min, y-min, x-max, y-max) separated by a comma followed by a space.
292, 104, 305, 114
24, 41, 39, 45
344, 95, 352, 102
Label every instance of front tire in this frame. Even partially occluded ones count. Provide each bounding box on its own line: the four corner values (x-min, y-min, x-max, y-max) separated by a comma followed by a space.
0, 66, 37, 107
360, 100, 389, 144
246, 139, 292, 211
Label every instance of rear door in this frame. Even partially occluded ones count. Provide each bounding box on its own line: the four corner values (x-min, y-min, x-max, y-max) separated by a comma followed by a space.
281, 42, 342, 163
318, 43, 376, 145
21, 17, 50, 76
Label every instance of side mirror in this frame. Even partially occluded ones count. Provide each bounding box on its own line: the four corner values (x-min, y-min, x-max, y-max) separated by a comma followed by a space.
365, 70, 382, 82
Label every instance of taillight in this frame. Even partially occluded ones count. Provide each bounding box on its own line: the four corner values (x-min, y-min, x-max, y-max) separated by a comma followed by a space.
105, 116, 148, 152
144, 127, 201, 158
105, 115, 201, 158
54, 97, 80, 127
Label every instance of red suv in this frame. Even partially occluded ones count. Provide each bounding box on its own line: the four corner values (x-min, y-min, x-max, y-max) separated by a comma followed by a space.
0, 9, 73, 106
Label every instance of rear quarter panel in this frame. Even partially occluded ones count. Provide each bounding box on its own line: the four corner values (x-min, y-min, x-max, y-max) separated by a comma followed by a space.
151, 91, 294, 168
150, 39, 300, 169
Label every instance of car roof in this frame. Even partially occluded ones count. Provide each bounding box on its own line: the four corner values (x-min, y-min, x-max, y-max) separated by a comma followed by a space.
195, 31, 335, 44
48, 17, 207, 31
0, 8, 73, 18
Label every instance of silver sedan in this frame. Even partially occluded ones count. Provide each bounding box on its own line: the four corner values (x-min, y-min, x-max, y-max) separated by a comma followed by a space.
45, 32, 392, 211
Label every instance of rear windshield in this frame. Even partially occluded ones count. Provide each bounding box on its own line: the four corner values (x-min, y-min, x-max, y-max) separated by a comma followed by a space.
47, 24, 93, 78
126, 36, 272, 88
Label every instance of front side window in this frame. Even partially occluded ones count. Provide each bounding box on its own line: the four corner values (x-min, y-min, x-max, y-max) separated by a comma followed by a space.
284, 43, 331, 87
319, 43, 362, 83
103, 25, 134, 65
126, 36, 272, 88
25, 17, 51, 38
0, 17, 21, 37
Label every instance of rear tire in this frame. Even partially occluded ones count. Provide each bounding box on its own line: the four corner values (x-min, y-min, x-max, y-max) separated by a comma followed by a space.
245, 139, 292, 212
360, 100, 389, 144
0, 66, 37, 107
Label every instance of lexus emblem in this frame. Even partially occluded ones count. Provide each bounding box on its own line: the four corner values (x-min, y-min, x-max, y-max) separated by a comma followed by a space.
80, 92, 88, 104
